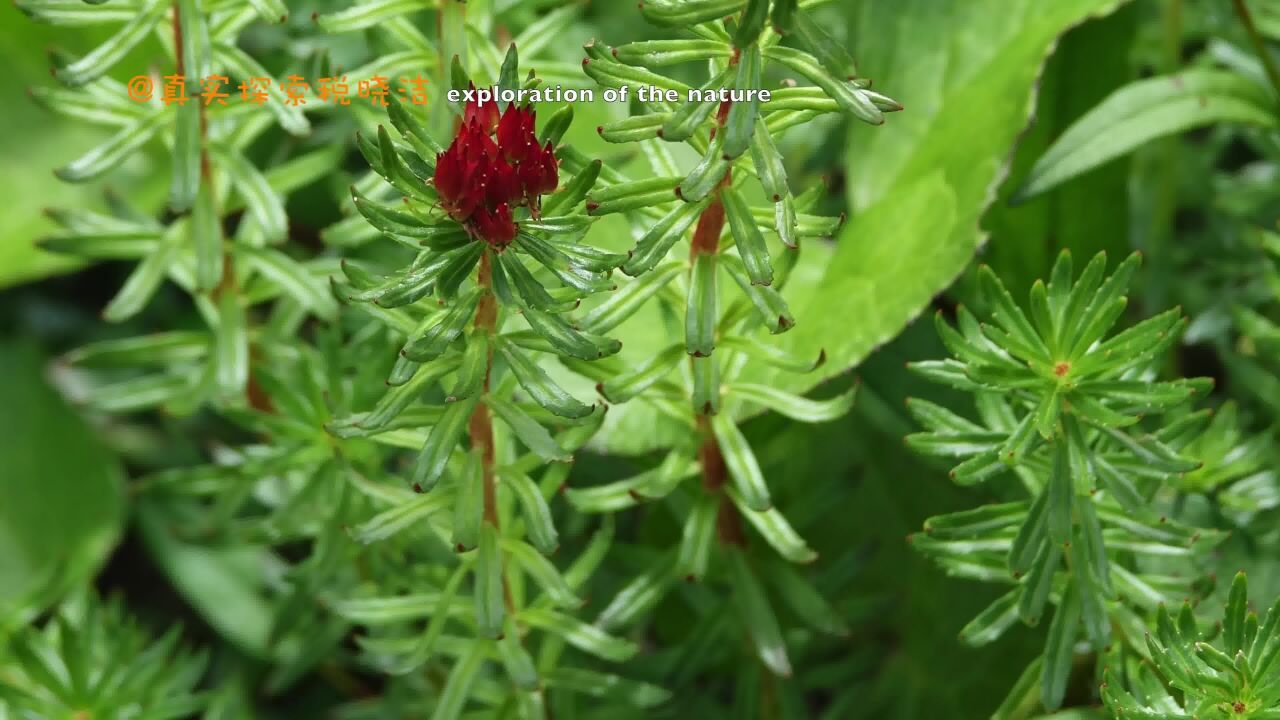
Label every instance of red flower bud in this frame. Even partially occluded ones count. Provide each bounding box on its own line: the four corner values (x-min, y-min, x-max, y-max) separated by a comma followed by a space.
431, 96, 559, 248
473, 204, 517, 248
463, 83, 499, 134
497, 103, 537, 163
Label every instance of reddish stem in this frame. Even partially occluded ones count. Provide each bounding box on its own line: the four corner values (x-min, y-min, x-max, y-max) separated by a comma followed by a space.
697, 415, 744, 546
689, 150, 742, 543
471, 251, 499, 527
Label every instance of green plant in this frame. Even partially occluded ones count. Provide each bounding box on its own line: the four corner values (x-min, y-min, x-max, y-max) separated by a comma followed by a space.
907, 251, 1225, 711
8, 1, 1280, 719
0, 591, 207, 717
556, 0, 889, 682
1103, 572, 1280, 720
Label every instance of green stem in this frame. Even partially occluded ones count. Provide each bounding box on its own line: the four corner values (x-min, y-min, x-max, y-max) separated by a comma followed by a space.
1233, 0, 1280, 102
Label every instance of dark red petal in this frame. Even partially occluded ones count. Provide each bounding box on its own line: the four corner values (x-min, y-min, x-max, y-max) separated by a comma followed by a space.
486, 157, 521, 207
474, 204, 517, 248
434, 148, 464, 206
463, 83, 499, 134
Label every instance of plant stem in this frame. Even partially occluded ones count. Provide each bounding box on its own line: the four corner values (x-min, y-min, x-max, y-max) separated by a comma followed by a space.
697, 416, 744, 545
470, 251, 517, 614
690, 161, 744, 545
1233, 0, 1280, 102
471, 251, 499, 529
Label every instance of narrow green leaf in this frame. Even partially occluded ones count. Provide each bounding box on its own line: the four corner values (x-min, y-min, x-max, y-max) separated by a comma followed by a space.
191, 179, 223, 291
432, 636, 487, 720
495, 338, 595, 418
101, 225, 181, 322
316, 0, 422, 32
1046, 442, 1072, 546
767, 558, 848, 636
793, 9, 857, 79
595, 553, 679, 631
501, 538, 578, 608
452, 448, 484, 552
722, 186, 773, 286
55, 111, 166, 183
733, 0, 769, 47
543, 159, 601, 217
691, 355, 720, 416
661, 67, 733, 141
614, 39, 732, 68
961, 588, 1020, 647
1041, 578, 1082, 711
519, 608, 637, 662
1008, 489, 1049, 576
215, 286, 247, 399
475, 522, 505, 639
727, 382, 854, 423
676, 494, 718, 581
411, 393, 477, 491
769, 0, 797, 32
1016, 70, 1277, 201
726, 549, 792, 677
1225, 571, 1249, 655
678, 137, 731, 202
484, 394, 569, 463
538, 104, 574, 146
497, 616, 538, 691
349, 491, 454, 544
171, 100, 201, 213
728, 488, 816, 563
687, 252, 718, 356
501, 469, 559, 555
640, 0, 747, 27
542, 668, 671, 708
623, 200, 706, 277
721, 45, 762, 159
762, 45, 883, 124
54, 0, 166, 85
401, 289, 482, 362
599, 343, 683, 403
237, 246, 335, 319
520, 305, 621, 361
712, 413, 770, 511
750, 122, 788, 202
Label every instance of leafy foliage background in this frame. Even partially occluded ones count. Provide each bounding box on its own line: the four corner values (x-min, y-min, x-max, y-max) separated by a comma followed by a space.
0, 0, 1277, 718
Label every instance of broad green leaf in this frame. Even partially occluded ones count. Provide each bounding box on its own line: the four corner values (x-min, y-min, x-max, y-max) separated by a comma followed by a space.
0, 343, 124, 624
